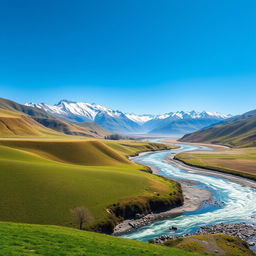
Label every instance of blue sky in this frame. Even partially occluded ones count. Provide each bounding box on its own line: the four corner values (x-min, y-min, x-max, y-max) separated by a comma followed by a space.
1, 0, 256, 115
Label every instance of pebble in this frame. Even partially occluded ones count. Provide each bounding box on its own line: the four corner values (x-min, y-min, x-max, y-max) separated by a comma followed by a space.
150, 222, 256, 247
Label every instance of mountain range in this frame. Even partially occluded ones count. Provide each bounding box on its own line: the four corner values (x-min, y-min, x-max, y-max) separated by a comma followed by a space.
26, 100, 231, 135
179, 109, 256, 147
0, 98, 110, 138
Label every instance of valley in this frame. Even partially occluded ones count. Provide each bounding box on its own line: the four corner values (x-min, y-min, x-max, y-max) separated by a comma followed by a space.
0, 97, 255, 256
121, 141, 256, 254
2, 2, 256, 255
0, 137, 180, 232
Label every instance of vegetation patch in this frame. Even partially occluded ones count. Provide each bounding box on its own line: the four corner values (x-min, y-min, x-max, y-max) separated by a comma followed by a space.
0, 222, 205, 256
0, 138, 181, 233
175, 148, 256, 181
163, 234, 254, 256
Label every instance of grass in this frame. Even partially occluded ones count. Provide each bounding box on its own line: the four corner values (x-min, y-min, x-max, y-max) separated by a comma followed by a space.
0, 222, 205, 256
164, 234, 254, 256
175, 147, 256, 180
0, 104, 109, 138
0, 138, 180, 230
0, 108, 61, 137
179, 115, 256, 148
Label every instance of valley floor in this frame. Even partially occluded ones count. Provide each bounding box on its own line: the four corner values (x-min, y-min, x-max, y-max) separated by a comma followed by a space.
113, 181, 211, 235
173, 144, 256, 181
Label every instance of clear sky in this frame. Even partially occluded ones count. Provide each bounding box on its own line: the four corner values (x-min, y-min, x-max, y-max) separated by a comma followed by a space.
1, 0, 256, 115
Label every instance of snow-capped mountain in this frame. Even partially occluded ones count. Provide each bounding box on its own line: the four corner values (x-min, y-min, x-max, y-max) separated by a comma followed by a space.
27, 100, 123, 122
25, 100, 231, 134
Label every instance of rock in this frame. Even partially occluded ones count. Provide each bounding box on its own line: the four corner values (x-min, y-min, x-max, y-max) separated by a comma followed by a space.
194, 223, 256, 244
170, 226, 178, 231
128, 222, 135, 228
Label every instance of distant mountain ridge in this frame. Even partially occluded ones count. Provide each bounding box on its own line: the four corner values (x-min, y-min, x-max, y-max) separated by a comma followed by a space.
0, 98, 109, 138
26, 100, 231, 135
179, 109, 256, 147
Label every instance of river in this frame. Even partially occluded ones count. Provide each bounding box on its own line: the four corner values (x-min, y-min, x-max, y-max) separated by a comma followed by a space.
121, 142, 256, 247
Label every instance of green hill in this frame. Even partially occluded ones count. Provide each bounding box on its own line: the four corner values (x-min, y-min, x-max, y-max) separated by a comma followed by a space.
0, 138, 181, 232
33, 117, 109, 138
179, 109, 256, 148
0, 222, 204, 256
0, 108, 61, 137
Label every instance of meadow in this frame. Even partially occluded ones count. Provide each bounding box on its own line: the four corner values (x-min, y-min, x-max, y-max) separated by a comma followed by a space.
175, 147, 256, 180
0, 138, 180, 231
0, 222, 206, 256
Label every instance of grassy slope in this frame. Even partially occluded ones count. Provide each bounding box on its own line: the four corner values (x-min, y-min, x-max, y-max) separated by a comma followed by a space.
0, 98, 109, 138
34, 117, 109, 138
0, 109, 61, 137
76, 121, 111, 137
164, 234, 254, 256
0, 138, 180, 229
0, 222, 204, 256
179, 111, 256, 148
175, 147, 256, 180
177, 110, 256, 180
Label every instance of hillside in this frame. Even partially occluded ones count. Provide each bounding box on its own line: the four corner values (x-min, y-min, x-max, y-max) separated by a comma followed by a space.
0, 222, 204, 256
179, 109, 256, 147
0, 109, 60, 137
150, 118, 223, 135
0, 138, 181, 232
0, 98, 109, 138
34, 117, 109, 138
76, 121, 111, 137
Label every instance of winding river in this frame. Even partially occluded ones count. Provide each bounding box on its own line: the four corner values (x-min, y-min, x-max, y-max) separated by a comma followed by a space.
121, 142, 256, 245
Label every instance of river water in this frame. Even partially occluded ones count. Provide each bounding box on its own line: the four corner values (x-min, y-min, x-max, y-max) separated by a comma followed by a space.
121, 143, 256, 244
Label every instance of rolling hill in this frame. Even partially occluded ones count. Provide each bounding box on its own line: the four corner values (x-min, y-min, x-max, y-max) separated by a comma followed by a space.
0, 222, 205, 256
0, 108, 61, 137
179, 109, 256, 147
0, 138, 181, 233
0, 98, 109, 138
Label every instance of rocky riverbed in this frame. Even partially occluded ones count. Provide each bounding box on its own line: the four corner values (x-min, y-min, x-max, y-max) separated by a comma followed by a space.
112, 182, 211, 235
150, 222, 256, 247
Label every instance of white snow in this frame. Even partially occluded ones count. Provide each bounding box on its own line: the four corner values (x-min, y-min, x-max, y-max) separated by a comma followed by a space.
25, 101, 231, 124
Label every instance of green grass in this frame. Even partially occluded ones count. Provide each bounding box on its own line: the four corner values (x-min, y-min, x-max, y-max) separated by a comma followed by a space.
179, 115, 256, 148
164, 234, 254, 256
175, 147, 256, 180
0, 222, 205, 256
0, 139, 179, 230
0, 108, 62, 137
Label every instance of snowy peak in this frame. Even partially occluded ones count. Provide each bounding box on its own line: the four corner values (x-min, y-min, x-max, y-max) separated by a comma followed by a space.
125, 110, 230, 124
26, 100, 123, 122
125, 114, 156, 124
25, 100, 231, 134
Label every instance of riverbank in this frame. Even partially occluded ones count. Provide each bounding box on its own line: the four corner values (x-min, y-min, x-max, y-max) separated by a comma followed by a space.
162, 139, 256, 187
161, 139, 230, 151
163, 139, 256, 182
114, 141, 256, 237
113, 180, 211, 235
166, 154, 256, 188
150, 222, 256, 246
